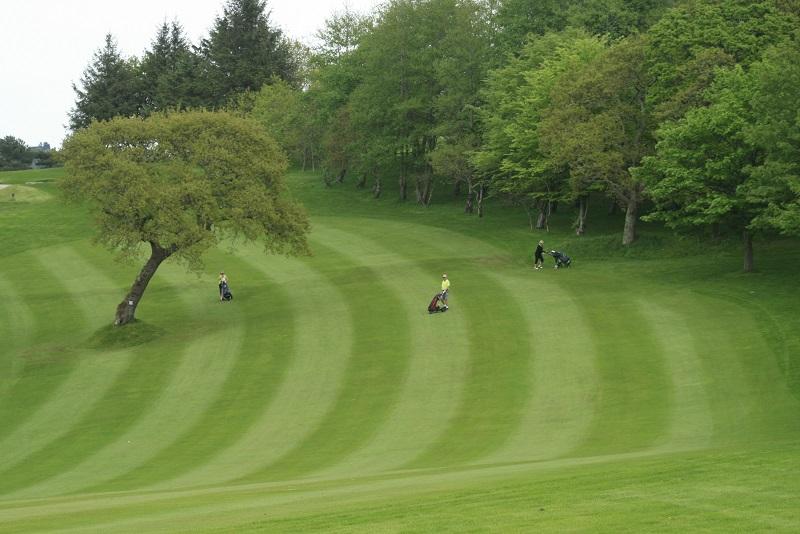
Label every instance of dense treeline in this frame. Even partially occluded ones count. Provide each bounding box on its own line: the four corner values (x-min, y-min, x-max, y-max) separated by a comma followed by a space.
71, 0, 800, 270
0, 137, 55, 170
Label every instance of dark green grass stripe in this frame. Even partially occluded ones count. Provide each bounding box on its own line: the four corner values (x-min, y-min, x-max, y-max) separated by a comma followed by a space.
404, 268, 531, 468
90, 253, 295, 492
233, 241, 412, 483
0, 255, 87, 443
561, 278, 672, 456
0, 273, 189, 497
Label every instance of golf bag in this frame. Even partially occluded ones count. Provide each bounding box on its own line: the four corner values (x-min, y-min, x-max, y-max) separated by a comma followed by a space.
427, 292, 447, 314
549, 250, 572, 269
221, 282, 233, 301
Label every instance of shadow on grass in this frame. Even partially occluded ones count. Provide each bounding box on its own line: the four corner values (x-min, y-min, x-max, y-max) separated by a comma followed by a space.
84, 321, 165, 350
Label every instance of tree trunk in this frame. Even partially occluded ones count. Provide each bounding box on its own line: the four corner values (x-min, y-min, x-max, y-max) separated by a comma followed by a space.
575, 195, 588, 236
399, 174, 407, 201
743, 230, 754, 273
477, 184, 485, 218
622, 198, 638, 245
373, 177, 382, 198
114, 242, 172, 326
525, 205, 534, 231
536, 200, 551, 230
356, 174, 367, 189
465, 180, 474, 214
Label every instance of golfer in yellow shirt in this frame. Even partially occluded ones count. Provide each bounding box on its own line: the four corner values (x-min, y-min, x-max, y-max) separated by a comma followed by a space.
441, 274, 450, 309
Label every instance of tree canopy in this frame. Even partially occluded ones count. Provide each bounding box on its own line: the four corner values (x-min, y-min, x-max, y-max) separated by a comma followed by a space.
60, 110, 310, 325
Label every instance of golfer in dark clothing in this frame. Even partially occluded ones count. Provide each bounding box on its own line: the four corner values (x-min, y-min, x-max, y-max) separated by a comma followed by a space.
534, 240, 545, 270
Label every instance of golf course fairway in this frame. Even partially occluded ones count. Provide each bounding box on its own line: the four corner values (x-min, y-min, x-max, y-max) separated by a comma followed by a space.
1, 168, 799, 532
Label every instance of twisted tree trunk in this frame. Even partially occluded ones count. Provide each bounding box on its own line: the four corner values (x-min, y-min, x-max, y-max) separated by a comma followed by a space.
114, 242, 173, 326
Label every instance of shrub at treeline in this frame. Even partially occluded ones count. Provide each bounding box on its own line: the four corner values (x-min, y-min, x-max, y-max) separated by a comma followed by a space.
70, 0, 800, 271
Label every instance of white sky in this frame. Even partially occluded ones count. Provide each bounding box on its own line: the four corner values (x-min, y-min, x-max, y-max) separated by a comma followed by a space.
0, 0, 380, 148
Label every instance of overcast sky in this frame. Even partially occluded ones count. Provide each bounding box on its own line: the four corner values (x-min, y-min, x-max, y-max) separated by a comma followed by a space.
0, 0, 381, 148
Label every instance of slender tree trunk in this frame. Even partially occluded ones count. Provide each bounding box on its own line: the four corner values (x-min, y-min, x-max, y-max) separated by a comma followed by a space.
114, 242, 172, 326
575, 195, 589, 235
743, 230, 754, 273
477, 184, 485, 218
373, 177, 382, 198
525, 205, 534, 231
399, 174, 407, 201
465, 180, 474, 214
622, 197, 638, 245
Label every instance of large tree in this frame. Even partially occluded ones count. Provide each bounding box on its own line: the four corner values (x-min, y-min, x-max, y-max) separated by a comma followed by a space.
140, 21, 205, 113
646, 0, 798, 121
540, 36, 652, 244
60, 110, 310, 326
69, 34, 142, 130
201, 0, 297, 106
639, 38, 800, 272
474, 30, 605, 230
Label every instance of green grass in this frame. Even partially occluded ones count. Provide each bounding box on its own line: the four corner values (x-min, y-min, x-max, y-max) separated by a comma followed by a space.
0, 168, 798, 532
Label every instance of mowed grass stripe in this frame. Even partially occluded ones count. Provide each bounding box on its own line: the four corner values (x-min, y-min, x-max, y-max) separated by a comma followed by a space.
0, 255, 88, 443
324, 218, 535, 469
406, 268, 531, 468
483, 270, 598, 464
234, 240, 412, 482
0, 247, 189, 498
0, 273, 35, 397
564, 277, 672, 457
308, 225, 471, 478
0, 247, 135, 474
95, 253, 296, 491
149, 247, 353, 491
637, 297, 713, 452
681, 293, 800, 446
16, 265, 245, 499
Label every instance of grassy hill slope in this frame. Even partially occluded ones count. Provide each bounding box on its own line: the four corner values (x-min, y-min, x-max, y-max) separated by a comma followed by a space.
0, 169, 798, 532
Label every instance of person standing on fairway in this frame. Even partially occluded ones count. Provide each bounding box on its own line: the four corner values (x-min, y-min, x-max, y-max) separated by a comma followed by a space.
218, 271, 228, 302
440, 274, 450, 309
534, 240, 545, 270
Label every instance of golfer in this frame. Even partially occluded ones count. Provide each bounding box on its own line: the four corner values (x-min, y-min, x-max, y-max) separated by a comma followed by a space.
534, 240, 545, 270
440, 274, 450, 309
218, 271, 228, 302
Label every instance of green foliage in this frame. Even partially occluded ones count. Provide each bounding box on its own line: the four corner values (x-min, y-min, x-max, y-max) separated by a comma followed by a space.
247, 78, 319, 169
69, 34, 142, 131
140, 22, 206, 113
0, 136, 30, 170
646, 0, 799, 121
60, 110, 310, 267
741, 39, 800, 236
475, 30, 606, 213
641, 37, 800, 244
200, 0, 298, 106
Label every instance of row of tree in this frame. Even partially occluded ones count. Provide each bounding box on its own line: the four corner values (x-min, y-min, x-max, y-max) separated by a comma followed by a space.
0, 137, 54, 170
69, 0, 300, 130
71, 0, 800, 271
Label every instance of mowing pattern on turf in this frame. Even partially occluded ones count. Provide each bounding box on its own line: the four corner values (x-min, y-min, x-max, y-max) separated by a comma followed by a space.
1, 201, 799, 530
